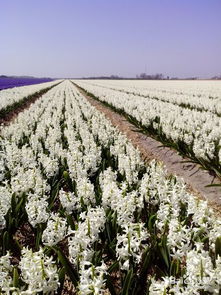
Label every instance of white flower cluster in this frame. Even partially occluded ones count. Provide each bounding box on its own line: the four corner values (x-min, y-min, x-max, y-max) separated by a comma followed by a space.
0, 80, 60, 113
99, 169, 143, 225
42, 213, 67, 246
0, 252, 13, 292
68, 207, 107, 294
59, 189, 77, 214
116, 223, 147, 270
110, 134, 143, 185
74, 80, 221, 164
149, 243, 221, 294
85, 79, 221, 114
0, 83, 69, 229
0, 249, 59, 294
68, 207, 106, 265
99, 169, 148, 270
78, 261, 107, 295
1, 80, 221, 294
25, 193, 49, 227
19, 247, 59, 294
139, 160, 221, 293
0, 184, 12, 229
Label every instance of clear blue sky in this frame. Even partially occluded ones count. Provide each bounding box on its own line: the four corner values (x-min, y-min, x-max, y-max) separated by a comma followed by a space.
0, 0, 220, 78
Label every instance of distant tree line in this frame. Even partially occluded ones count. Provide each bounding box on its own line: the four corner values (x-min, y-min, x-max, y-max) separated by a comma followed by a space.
211, 75, 221, 80
136, 73, 167, 80
82, 74, 168, 80
82, 75, 122, 80
80, 73, 221, 80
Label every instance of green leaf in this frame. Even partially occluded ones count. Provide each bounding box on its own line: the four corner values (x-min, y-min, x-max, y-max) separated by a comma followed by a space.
205, 183, 221, 188
105, 222, 112, 243
111, 212, 117, 233
215, 236, 221, 258
57, 267, 66, 293
66, 214, 75, 230
170, 259, 180, 276
148, 214, 156, 232
160, 247, 169, 268
14, 238, 22, 251
11, 194, 17, 214
2, 231, 9, 254
121, 269, 134, 295
13, 267, 19, 288
140, 247, 151, 277
35, 224, 42, 250
158, 236, 170, 269
52, 246, 79, 287
92, 249, 102, 266
15, 195, 25, 214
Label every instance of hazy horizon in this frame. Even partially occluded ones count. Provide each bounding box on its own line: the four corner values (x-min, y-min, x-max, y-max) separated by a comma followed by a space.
1, 0, 221, 78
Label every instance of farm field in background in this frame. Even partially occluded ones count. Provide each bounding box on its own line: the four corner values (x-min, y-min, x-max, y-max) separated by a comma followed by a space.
74, 80, 221, 178
0, 77, 55, 91
0, 80, 221, 294
0, 80, 61, 117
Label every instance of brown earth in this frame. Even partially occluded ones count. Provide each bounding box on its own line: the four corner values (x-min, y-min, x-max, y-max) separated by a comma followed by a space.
76, 86, 221, 213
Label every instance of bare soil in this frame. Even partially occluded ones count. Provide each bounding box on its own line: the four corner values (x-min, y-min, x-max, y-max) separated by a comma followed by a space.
76, 86, 221, 213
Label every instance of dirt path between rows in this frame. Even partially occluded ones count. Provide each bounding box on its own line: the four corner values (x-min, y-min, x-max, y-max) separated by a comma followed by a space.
76, 85, 221, 213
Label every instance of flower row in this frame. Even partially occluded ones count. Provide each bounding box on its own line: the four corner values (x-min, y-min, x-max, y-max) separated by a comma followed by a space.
74, 80, 221, 175
0, 80, 221, 294
0, 80, 61, 115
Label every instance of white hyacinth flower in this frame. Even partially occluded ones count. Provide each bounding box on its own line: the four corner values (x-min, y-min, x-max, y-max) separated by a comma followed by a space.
19, 247, 59, 294
76, 177, 96, 207
116, 223, 148, 270
78, 261, 107, 295
42, 213, 67, 246
59, 188, 77, 214
0, 252, 13, 291
68, 207, 106, 265
184, 244, 216, 293
0, 184, 12, 230
26, 194, 49, 227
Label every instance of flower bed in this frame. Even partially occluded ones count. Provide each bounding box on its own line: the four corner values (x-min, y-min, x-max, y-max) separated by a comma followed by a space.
0, 80, 221, 294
